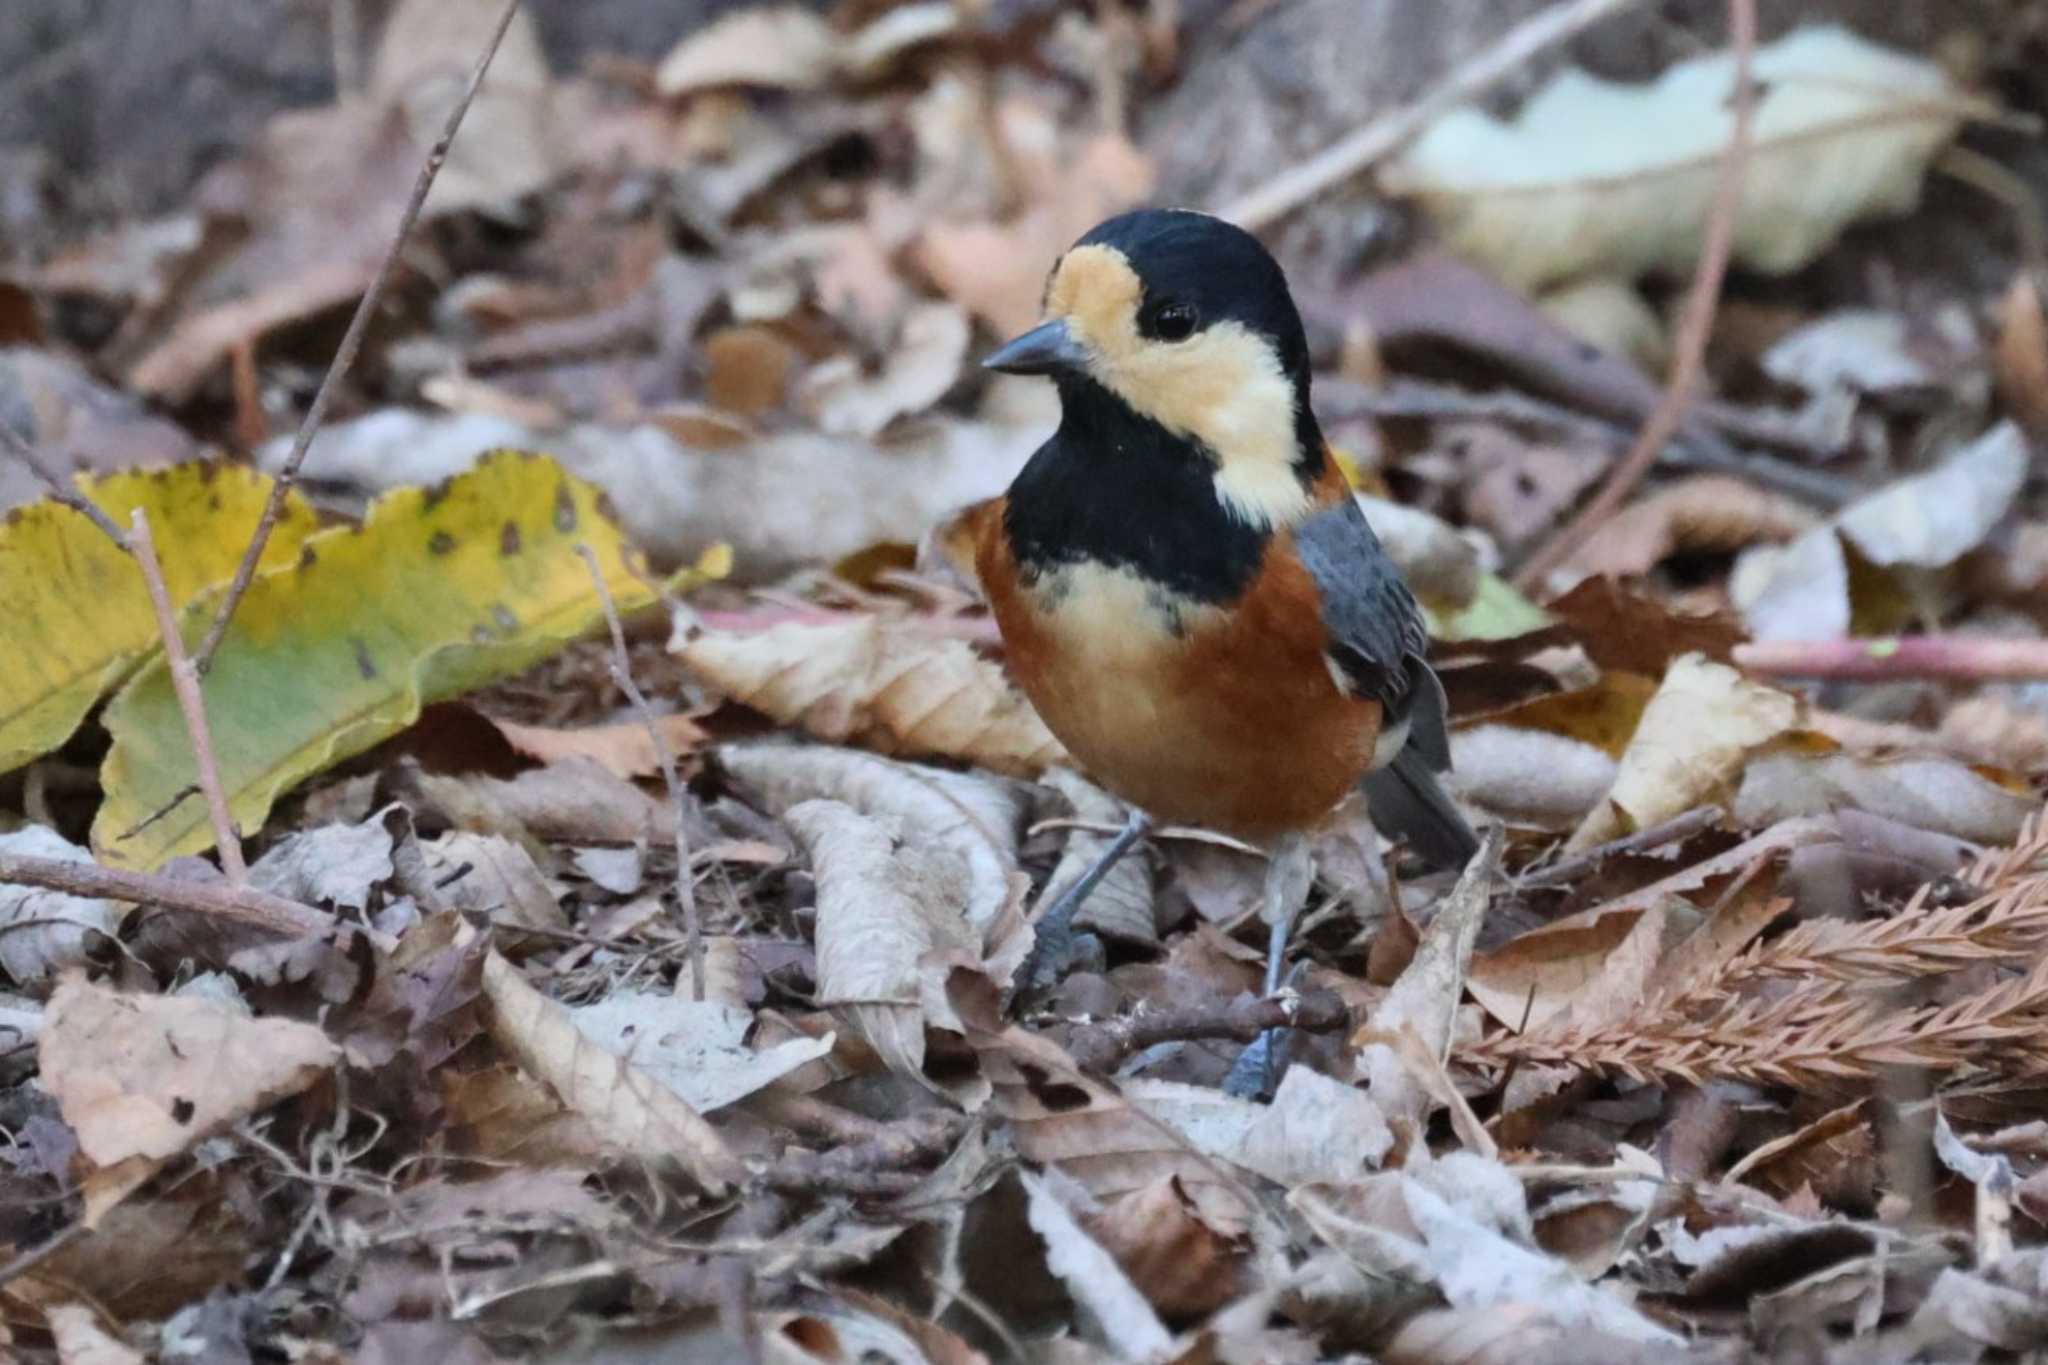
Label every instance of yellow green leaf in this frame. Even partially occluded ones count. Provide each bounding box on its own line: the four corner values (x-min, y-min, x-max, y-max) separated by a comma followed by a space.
0, 464, 319, 774
1426, 571, 1554, 642
95, 451, 653, 868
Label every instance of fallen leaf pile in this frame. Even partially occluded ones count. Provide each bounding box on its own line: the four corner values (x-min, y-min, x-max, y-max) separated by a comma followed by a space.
1, 2, 2046, 1362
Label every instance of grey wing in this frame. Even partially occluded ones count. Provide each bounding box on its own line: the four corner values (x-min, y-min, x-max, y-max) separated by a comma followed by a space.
1292, 497, 1450, 769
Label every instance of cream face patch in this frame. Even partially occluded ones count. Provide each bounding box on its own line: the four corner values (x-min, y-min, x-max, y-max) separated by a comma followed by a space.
1044, 246, 1312, 530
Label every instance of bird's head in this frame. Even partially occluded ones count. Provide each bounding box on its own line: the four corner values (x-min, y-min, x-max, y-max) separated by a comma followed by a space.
984, 208, 1320, 527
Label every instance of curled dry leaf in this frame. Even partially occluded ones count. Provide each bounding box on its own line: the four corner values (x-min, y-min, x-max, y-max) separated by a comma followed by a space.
413, 757, 667, 846
1022, 1169, 1176, 1363
720, 742, 1023, 932
1082, 1177, 1249, 1319
655, 7, 839, 95
0, 826, 125, 984
247, 815, 395, 914
490, 714, 708, 781
1570, 654, 1800, 850
1837, 422, 2029, 571
678, 614, 1065, 779
424, 831, 568, 936
1295, 1159, 1679, 1344
480, 950, 741, 1193
784, 799, 984, 1103
569, 990, 833, 1113
39, 973, 339, 1168
915, 107, 1156, 337
45, 1304, 147, 1365
1355, 829, 1498, 1143
1386, 25, 1971, 291
1734, 747, 2038, 846
1449, 727, 1616, 829
799, 301, 972, 438
1558, 475, 1818, 584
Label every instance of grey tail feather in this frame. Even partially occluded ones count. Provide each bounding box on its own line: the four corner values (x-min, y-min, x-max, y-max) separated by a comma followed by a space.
1361, 747, 1480, 870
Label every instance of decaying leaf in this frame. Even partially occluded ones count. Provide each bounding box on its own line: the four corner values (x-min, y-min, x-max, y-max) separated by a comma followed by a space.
39, 973, 338, 1168
720, 742, 1024, 933
490, 714, 709, 781
1022, 1170, 1176, 1361
0, 463, 317, 774
1386, 25, 1974, 290
480, 950, 740, 1193
1735, 746, 2038, 846
799, 301, 972, 438
424, 831, 569, 936
95, 452, 651, 867
569, 990, 833, 1113
655, 7, 840, 95
786, 799, 984, 1102
1560, 475, 1818, 584
1570, 654, 1799, 849
678, 614, 1065, 778
0, 826, 125, 983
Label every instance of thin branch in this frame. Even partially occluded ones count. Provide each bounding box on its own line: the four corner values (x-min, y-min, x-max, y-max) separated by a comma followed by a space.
0, 851, 328, 936
1065, 989, 1350, 1073
194, 0, 524, 673
1734, 636, 2048, 683
1517, 806, 1722, 890
1220, 0, 1651, 230
577, 545, 704, 1002
127, 509, 248, 881
1512, 0, 1760, 592
0, 422, 127, 544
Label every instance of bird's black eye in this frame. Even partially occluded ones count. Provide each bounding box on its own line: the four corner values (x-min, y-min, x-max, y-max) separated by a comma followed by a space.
1144, 300, 1200, 342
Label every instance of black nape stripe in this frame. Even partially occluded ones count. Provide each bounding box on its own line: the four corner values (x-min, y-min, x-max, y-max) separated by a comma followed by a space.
1004, 376, 1269, 605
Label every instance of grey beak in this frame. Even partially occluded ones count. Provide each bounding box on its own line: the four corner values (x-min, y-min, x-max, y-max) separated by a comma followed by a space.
982, 318, 1088, 376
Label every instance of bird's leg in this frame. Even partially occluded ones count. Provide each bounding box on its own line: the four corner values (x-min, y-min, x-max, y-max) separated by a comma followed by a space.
1015, 807, 1153, 998
1224, 831, 1315, 1098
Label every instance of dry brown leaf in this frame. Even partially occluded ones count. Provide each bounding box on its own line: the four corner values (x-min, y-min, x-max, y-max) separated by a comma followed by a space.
413, 757, 668, 845
1542, 576, 1746, 678
39, 974, 338, 1169
1997, 272, 2048, 435
1478, 672, 1658, 759
423, 831, 568, 936
1734, 747, 2038, 845
480, 949, 740, 1193
915, 114, 1155, 336
1468, 905, 1650, 1034
1448, 726, 1616, 829
1560, 476, 1818, 583
686, 618, 1065, 778
799, 301, 971, 437
1942, 695, 2048, 777
785, 800, 982, 1102
0, 827, 125, 984
1571, 654, 1800, 850
702, 324, 800, 417
655, 7, 839, 95
1354, 829, 1498, 1144
490, 714, 709, 781
721, 743, 1024, 940
568, 989, 833, 1113
46, 1305, 145, 1365
1082, 1177, 1248, 1320
1023, 1170, 1177, 1362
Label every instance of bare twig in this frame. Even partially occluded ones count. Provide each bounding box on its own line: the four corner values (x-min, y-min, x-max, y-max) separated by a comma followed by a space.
577, 545, 704, 1002
1517, 806, 1723, 890
1734, 636, 2048, 683
0, 422, 127, 543
194, 0, 524, 673
0, 851, 328, 935
1065, 988, 1351, 1073
1513, 0, 1759, 592
1220, 0, 1651, 230
127, 509, 248, 881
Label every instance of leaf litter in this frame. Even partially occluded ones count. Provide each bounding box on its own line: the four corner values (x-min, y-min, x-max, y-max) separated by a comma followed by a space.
0, 3, 2046, 1362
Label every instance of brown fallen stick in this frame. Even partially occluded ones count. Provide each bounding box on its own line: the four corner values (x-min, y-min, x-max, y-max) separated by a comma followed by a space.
1064, 988, 1351, 1074
1735, 636, 2048, 683
0, 851, 328, 936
